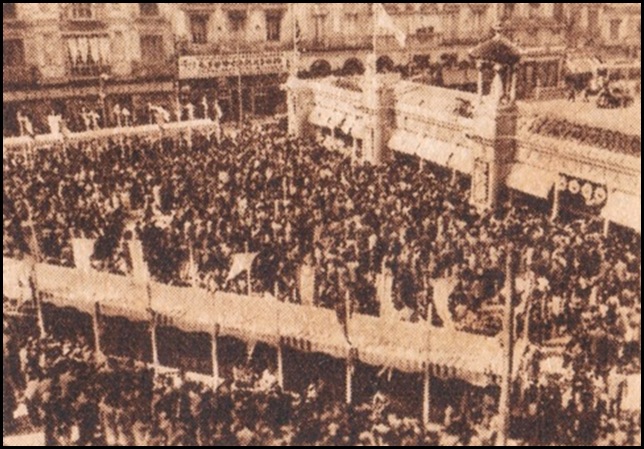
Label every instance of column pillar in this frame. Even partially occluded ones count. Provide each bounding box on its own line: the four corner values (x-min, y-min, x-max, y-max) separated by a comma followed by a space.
510, 65, 518, 103
345, 349, 355, 405
498, 248, 516, 446
277, 341, 285, 389
477, 61, 485, 101
491, 63, 505, 105
150, 312, 159, 368
422, 365, 432, 425
551, 182, 560, 223
211, 324, 220, 389
92, 302, 102, 356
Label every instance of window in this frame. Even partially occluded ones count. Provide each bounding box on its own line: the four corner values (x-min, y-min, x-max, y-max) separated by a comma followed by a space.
553, 3, 565, 21
67, 35, 110, 77
71, 3, 94, 20
472, 10, 484, 33
3, 39, 25, 66
314, 14, 326, 44
266, 13, 282, 42
503, 4, 516, 19
610, 19, 622, 41
588, 9, 599, 33
140, 35, 164, 64
3, 3, 16, 19
345, 13, 359, 36
228, 11, 246, 33
529, 4, 541, 18
190, 15, 209, 44
139, 3, 159, 17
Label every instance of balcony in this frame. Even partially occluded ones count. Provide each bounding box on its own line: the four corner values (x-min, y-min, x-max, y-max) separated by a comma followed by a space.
180, 40, 291, 56
301, 33, 445, 53
220, 3, 287, 12
68, 64, 111, 80
3, 65, 40, 88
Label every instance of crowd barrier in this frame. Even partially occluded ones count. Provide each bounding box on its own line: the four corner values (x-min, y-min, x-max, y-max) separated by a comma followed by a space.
4, 257, 503, 386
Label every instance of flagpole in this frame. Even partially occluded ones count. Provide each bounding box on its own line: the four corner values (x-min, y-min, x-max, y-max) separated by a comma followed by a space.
237, 42, 243, 126
245, 242, 252, 296
23, 200, 46, 338
372, 3, 378, 76
291, 2, 298, 75
498, 245, 516, 446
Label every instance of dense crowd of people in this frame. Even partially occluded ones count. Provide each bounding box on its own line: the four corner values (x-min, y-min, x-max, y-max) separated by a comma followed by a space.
4, 121, 641, 335
528, 116, 641, 156
3, 118, 641, 445
4, 311, 640, 446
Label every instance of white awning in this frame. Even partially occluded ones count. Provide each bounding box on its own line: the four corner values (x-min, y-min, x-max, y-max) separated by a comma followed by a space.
388, 130, 414, 155
449, 146, 474, 174
603, 190, 641, 233
506, 164, 556, 199
417, 137, 453, 166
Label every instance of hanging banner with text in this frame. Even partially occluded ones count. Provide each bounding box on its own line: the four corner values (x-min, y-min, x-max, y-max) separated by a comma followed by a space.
179, 52, 290, 80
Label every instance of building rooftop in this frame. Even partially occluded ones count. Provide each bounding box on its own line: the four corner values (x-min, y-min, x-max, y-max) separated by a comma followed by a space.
519, 98, 641, 137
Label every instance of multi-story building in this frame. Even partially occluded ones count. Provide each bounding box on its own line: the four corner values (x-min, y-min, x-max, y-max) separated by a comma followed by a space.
3, 4, 640, 135
173, 3, 294, 121
3, 3, 176, 135
566, 3, 641, 59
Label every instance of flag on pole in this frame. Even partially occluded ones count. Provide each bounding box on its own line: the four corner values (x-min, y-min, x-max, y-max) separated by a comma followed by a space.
298, 264, 316, 306
226, 252, 259, 282
376, 271, 395, 320
373, 3, 407, 48
128, 239, 149, 283
431, 277, 458, 329
71, 238, 96, 273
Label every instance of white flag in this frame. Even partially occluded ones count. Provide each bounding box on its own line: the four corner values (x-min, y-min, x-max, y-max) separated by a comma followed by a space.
71, 238, 95, 273
431, 277, 458, 329
128, 239, 149, 283
298, 264, 316, 306
226, 252, 259, 282
377, 272, 395, 320
373, 3, 407, 48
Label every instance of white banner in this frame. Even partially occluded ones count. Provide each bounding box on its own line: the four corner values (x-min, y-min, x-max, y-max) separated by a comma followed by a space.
179, 52, 290, 80
71, 238, 95, 273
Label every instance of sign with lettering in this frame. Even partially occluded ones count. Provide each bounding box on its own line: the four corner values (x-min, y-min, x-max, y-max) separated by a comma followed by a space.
179, 52, 290, 80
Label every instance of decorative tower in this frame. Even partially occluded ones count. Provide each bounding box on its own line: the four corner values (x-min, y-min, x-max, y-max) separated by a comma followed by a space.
468, 29, 522, 209
361, 54, 399, 165
286, 75, 315, 139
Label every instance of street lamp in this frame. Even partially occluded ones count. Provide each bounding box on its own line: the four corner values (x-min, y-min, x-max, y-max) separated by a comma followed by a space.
98, 72, 110, 128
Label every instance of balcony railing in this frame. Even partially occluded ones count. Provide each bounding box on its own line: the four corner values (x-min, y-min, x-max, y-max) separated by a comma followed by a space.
68, 64, 111, 80
180, 40, 291, 56
301, 33, 444, 52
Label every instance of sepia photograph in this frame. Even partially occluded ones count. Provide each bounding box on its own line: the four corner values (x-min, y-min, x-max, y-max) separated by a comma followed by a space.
3, 3, 641, 446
